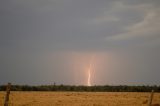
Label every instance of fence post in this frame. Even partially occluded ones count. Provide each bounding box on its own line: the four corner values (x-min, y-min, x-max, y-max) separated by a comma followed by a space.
4, 83, 11, 106
148, 90, 154, 106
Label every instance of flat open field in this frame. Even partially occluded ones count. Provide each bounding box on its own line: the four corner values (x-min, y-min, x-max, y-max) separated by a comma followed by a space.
0, 92, 160, 106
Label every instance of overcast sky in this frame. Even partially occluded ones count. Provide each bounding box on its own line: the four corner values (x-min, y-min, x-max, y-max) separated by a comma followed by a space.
0, 0, 160, 85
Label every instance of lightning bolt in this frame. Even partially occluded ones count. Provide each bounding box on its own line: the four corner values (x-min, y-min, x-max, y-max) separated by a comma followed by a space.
87, 63, 92, 86
87, 56, 95, 86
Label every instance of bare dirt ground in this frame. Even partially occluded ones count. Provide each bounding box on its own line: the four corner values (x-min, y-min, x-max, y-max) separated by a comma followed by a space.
0, 91, 160, 106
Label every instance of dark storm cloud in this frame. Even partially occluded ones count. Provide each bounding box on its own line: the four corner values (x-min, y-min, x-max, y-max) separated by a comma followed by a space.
0, 0, 160, 85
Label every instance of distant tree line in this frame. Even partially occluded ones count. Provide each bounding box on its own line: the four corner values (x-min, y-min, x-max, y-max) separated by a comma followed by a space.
0, 84, 160, 92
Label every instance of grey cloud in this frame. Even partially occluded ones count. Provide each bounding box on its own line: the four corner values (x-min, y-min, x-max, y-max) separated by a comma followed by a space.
0, 0, 160, 85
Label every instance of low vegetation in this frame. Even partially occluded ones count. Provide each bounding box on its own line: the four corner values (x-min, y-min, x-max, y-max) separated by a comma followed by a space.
0, 85, 160, 92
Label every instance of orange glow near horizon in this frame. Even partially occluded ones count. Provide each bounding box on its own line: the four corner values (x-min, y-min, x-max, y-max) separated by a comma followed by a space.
63, 52, 111, 86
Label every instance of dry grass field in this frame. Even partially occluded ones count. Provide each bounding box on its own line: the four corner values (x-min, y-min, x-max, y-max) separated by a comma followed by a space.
0, 91, 160, 106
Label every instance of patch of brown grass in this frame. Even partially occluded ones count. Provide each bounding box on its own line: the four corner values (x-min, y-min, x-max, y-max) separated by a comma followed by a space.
0, 92, 160, 106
